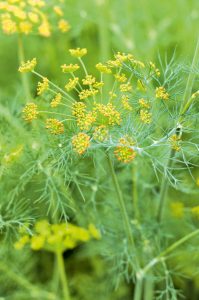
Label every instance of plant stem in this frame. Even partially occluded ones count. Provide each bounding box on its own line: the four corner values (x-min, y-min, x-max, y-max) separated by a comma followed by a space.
134, 276, 143, 300
156, 149, 175, 222
56, 251, 71, 300
106, 154, 139, 270
18, 34, 31, 101
143, 274, 154, 300
132, 164, 139, 220
156, 37, 199, 222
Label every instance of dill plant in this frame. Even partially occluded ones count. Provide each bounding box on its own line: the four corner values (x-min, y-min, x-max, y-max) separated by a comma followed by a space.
15, 39, 199, 299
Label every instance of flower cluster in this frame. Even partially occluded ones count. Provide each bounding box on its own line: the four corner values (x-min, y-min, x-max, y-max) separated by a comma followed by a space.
18, 57, 37, 73
22, 102, 38, 122
155, 86, 169, 100
114, 136, 136, 163
45, 118, 64, 134
0, 0, 70, 36
14, 220, 101, 253
20, 48, 174, 163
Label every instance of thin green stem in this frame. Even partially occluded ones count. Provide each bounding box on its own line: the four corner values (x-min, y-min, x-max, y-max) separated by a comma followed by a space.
156, 148, 175, 222
18, 35, 31, 101
156, 37, 199, 222
56, 251, 71, 300
132, 164, 139, 220
78, 58, 89, 76
106, 154, 139, 270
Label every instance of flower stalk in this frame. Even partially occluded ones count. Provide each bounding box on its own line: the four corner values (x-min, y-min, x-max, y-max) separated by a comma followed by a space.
56, 250, 71, 300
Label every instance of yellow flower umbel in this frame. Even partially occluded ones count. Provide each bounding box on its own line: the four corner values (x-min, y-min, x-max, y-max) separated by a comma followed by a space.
96, 63, 112, 74
58, 19, 70, 33
18, 58, 37, 73
14, 220, 101, 253
121, 95, 132, 111
65, 78, 79, 92
50, 93, 62, 108
37, 77, 49, 95
95, 103, 121, 126
140, 109, 152, 124
72, 132, 90, 155
93, 125, 109, 142
22, 103, 38, 122
69, 48, 87, 58
114, 137, 136, 163
156, 86, 169, 100
45, 119, 64, 135
61, 63, 80, 73
82, 75, 96, 86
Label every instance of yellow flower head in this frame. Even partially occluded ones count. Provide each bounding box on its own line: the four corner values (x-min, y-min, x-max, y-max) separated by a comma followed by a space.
31, 235, 45, 250
58, 19, 70, 33
120, 82, 132, 92
95, 103, 121, 126
139, 98, 150, 109
38, 21, 51, 37
79, 88, 98, 100
14, 235, 29, 250
37, 77, 49, 95
72, 102, 86, 117
22, 103, 38, 122
19, 20, 32, 34
93, 125, 109, 142
69, 48, 87, 58
156, 86, 169, 100
121, 95, 132, 111
95, 63, 112, 74
114, 73, 127, 83
65, 77, 79, 92
18, 57, 37, 73
114, 136, 136, 163
76, 112, 96, 131
61, 63, 80, 73
82, 75, 96, 85
140, 109, 152, 124
45, 118, 64, 134
72, 132, 90, 155
50, 93, 62, 108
